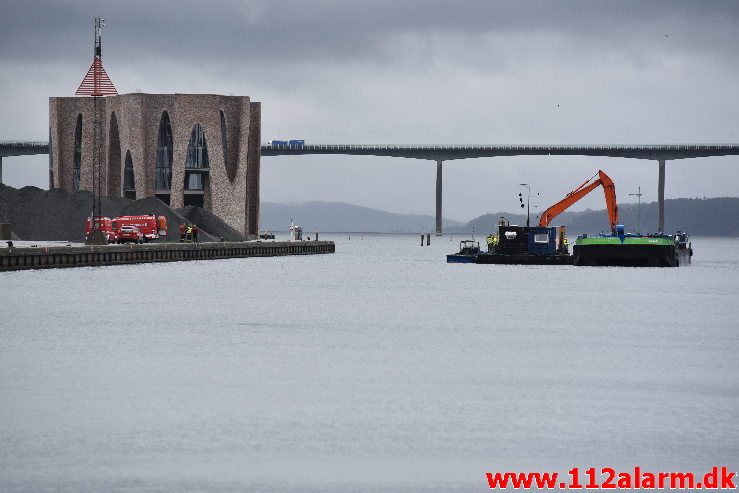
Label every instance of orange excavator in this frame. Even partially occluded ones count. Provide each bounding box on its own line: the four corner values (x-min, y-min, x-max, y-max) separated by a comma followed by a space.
538, 170, 619, 234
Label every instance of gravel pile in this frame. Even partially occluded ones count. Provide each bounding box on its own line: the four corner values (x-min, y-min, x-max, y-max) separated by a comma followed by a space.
118, 196, 217, 243
0, 184, 128, 242
176, 205, 246, 241
0, 184, 241, 242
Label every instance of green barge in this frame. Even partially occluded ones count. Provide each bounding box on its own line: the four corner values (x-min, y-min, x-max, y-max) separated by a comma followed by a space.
573, 231, 692, 267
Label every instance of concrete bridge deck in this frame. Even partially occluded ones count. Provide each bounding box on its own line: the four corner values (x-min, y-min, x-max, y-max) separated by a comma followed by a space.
5, 141, 739, 161
261, 143, 739, 161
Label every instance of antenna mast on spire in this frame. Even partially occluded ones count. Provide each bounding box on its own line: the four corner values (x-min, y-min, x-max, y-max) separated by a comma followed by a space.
76, 17, 117, 97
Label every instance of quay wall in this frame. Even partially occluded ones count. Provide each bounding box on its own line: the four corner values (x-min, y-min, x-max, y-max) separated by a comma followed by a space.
0, 241, 334, 272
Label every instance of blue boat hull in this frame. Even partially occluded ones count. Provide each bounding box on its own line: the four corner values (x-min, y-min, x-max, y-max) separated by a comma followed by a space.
446, 254, 477, 263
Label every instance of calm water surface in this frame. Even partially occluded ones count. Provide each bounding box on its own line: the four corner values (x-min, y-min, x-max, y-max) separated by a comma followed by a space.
1, 235, 738, 492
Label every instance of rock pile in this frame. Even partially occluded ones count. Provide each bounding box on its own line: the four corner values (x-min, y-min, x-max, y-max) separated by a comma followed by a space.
0, 184, 247, 242
175, 205, 245, 242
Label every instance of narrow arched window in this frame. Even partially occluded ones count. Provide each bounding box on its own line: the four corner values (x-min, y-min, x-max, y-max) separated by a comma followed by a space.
220, 110, 228, 164
73, 114, 82, 190
48, 127, 54, 189
108, 112, 121, 195
155, 111, 173, 191
123, 150, 136, 200
186, 124, 209, 170
185, 124, 209, 191
183, 124, 211, 208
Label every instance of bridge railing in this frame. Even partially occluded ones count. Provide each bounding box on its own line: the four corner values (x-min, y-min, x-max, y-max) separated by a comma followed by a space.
0, 141, 50, 147
3, 141, 738, 151
262, 143, 739, 151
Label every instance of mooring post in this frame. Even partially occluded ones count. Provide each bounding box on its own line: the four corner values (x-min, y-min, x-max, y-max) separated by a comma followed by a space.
658, 159, 666, 232
436, 160, 443, 236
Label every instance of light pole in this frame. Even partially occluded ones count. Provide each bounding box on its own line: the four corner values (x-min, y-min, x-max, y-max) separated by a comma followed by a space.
519, 184, 529, 226
629, 186, 643, 235
519, 184, 539, 227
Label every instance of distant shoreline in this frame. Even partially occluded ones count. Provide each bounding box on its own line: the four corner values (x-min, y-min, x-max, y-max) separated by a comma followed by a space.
3, 184, 738, 238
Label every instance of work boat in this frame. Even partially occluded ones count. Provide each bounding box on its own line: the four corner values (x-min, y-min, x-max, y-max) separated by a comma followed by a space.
288, 220, 303, 241
446, 240, 481, 263
534, 168, 692, 267
473, 221, 571, 265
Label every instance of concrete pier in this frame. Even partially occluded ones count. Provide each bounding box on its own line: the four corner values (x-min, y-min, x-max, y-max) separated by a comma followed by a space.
436, 160, 442, 236
0, 240, 335, 272
658, 159, 666, 232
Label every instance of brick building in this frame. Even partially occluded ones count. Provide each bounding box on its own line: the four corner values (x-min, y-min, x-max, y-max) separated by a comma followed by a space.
48, 93, 261, 238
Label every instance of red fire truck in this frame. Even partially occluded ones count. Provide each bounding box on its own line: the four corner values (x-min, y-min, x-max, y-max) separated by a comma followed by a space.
111, 214, 168, 242
85, 214, 168, 243
85, 216, 117, 243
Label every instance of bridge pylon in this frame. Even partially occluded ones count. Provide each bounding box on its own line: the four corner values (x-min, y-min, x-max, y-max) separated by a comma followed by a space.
658, 159, 666, 233
436, 160, 443, 235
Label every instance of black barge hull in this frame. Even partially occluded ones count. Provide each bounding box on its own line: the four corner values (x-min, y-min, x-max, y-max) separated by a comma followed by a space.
573, 244, 683, 267
474, 253, 572, 265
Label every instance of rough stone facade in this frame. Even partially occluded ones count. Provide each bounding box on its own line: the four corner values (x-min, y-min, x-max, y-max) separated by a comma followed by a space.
49, 93, 261, 238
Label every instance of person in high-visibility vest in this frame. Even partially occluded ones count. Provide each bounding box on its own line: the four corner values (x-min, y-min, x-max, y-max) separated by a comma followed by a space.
485, 234, 495, 252
186, 225, 193, 242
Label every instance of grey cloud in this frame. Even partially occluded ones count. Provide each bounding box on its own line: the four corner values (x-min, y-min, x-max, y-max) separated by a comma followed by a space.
2, 0, 738, 66
2, 0, 738, 220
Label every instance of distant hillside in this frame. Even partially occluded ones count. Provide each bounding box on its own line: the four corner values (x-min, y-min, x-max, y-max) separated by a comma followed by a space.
447, 197, 739, 236
3, 183, 735, 237
260, 201, 463, 233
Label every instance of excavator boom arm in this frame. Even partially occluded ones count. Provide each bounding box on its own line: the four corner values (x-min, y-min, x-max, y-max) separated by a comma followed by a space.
538, 170, 618, 232
599, 170, 618, 233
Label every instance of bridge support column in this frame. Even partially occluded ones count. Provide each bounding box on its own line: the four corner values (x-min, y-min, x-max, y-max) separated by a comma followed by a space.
436, 160, 442, 236
658, 159, 665, 232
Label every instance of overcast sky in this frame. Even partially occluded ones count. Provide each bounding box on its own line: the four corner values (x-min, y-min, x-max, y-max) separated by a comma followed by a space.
1, 0, 738, 222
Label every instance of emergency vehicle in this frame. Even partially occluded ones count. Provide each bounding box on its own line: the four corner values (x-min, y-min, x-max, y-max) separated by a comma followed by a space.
111, 214, 168, 242
85, 216, 117, 243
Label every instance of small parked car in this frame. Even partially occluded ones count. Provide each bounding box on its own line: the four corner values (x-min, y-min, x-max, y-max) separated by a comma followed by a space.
116, 225, 144, 244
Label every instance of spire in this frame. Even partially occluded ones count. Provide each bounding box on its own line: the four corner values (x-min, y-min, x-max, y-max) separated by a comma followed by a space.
75, 58, 118, 96
75, 17, 117, 97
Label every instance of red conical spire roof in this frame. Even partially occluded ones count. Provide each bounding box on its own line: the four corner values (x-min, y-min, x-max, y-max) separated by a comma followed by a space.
75, 58, 118, 96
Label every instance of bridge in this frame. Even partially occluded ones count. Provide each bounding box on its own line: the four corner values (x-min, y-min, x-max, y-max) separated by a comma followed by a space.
262, 143, 739, 234
0, 141, 49, 158
4, 140, 739, 234
260, 143, 739, 161
0, 141, 50, 185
